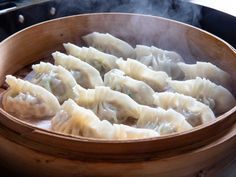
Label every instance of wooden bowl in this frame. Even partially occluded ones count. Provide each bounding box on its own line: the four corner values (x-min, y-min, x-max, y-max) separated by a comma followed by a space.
0, 13, 235, 177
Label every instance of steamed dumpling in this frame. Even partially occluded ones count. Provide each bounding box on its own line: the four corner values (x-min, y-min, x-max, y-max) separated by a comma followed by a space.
74, 86, 140, 124
53, 51, 103, 88
104, 69, 155, 106
153, 92, 215, 126
2, 75, 60, 119
63, 43, 119, 76
32, 62, 78, 103
134, 45, 185, 80
134, 45, 184, 62
178, 61, 231, 89
137, 106, 192, 135
137, 54, 185, 80
168, 77, 236, 115
82, 32, 134, 59
51, 99, 159, 139
116, 58, 170, 91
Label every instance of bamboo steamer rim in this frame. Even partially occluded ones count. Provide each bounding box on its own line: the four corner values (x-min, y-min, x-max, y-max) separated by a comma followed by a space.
0, 13, 235, 159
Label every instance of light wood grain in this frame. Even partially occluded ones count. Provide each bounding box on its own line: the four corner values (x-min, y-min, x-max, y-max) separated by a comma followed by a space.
0, 13, 235, 177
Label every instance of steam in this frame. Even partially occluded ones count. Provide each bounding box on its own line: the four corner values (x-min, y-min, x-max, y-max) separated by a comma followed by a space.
111, 0, 202, 27
56, 0, 202, 26
56, 0, 202, 62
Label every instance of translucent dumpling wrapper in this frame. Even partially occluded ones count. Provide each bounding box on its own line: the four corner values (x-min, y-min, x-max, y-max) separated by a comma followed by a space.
2, 75, 60, 119
137, 54, 185, 80
51, 99, 159, 140
32, 62, 78, 103
53, 51, 103, 89
137, 106, 193, 135
63, 43, 119, 76
74, 86, 140, 124
178, 61, 231, 89
104, 69, 155, 106
82, 32, 134, 59
116, 58, 170, 91
153, 92, 216, 126
168, 77, 236, 115
134, 45, 184, 63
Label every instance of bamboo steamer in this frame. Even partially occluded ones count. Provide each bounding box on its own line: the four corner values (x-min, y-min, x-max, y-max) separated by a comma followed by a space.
0, 13, 235, 177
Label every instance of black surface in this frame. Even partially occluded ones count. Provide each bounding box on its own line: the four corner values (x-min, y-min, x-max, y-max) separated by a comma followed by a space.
201, 7, 236, 47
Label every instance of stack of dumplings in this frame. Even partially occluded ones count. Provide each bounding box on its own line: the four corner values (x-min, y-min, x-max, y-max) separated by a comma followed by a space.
2, 32, 235, 140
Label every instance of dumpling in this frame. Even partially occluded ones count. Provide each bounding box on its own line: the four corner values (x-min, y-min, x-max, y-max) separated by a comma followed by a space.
104, 69, 155, 106
134, 45, 185, 80
153, 92, 215, 126
134, 45, 184, 62
53, 51, 103, 89
51, 99, 159, 140
63, 43, 119, 76
32, 62, 78, 103
136, 106, 192, 135
178, 61, 231, 89
116, 58, 170, 91
2, 75, 60, 119
82, 32, 134, 59
168, 77, 236, 115
74, 86, 140, 124
137, 54, 185, 80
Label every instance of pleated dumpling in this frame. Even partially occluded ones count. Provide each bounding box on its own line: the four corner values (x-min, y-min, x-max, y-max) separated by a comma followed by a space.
2, 75, 60, 119
136, 106, 192, 135
51, 99, 159, 139
178, 61, 231, 89
134, 45, 184, 62
74, 86, 140, 124
134, 45, 185, 80
153, 92, 215, 126
116, 58, 170, 91
32, 62, 78, 103
104, 69, 155, 106
63, 43, 119, 76
53, 51, 103, 89
137, 54, 185, 80
168, 77, 236, 115
82, 32, 134, 59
